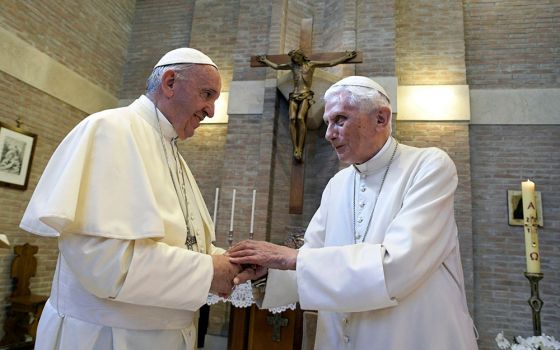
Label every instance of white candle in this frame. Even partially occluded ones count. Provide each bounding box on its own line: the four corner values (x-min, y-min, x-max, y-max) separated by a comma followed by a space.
229, 189, 236, 231
213, 188, 219, 230
521, 179, 540, 273
250, 189, 257, 235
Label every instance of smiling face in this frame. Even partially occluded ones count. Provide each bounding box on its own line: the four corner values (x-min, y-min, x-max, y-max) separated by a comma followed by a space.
162, 64, 221, 139
323, 90, 390, 164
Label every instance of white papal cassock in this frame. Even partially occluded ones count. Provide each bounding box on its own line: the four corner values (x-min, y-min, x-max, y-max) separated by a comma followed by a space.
262, 137, 478, 349
20, 95, 223, 350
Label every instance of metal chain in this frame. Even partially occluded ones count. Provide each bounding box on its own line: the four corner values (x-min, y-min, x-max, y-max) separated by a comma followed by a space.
154, 105, 197, 250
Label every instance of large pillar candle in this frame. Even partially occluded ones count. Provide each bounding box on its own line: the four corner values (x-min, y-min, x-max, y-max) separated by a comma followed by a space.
521, 180, 541, 273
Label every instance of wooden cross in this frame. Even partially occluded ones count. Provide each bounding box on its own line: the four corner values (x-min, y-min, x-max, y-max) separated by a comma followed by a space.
266, 313, 289, 342
251, 18, 362, 214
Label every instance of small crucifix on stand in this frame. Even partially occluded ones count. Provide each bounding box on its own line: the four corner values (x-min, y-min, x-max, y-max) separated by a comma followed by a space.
251, 18, 361, 214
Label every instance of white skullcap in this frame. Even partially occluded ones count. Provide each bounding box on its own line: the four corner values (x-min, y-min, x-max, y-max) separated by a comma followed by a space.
154, 48, 217, 68
332, 76, 390, 102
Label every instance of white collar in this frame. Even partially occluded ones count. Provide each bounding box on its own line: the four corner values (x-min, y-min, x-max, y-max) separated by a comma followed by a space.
135, 95, 178, 141
353, 137, 395, 175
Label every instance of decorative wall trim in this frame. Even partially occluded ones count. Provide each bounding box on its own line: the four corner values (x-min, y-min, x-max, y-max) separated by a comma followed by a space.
0, 27, 117, 114
397, 85, 470, 121
228, 75, 397, 130
470, 88, 560, 124
228, 80, 266, 114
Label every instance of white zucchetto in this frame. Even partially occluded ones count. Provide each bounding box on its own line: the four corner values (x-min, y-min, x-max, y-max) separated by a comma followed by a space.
154, 48, 217, 68
331, 76, 390, 102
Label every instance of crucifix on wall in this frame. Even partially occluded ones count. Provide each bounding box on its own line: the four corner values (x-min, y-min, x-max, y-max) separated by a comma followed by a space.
251, 18, 362, 214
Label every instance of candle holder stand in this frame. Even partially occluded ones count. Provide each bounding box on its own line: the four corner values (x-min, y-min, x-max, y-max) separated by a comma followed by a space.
524, 272, 544, 336
228, 230, 234, 248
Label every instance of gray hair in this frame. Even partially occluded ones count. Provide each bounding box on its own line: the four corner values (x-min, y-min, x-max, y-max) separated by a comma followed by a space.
324, 85, 391, 115
145, 63, 196, 95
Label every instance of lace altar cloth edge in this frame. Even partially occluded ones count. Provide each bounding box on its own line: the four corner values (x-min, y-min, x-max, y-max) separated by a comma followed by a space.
206, 281, 296, 314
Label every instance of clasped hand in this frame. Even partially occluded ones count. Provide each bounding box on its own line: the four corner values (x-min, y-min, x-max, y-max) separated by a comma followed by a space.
211, 240, 298, 296
209, 253, 267, 297
210, 254, 241, 297
228, 240, 298, 285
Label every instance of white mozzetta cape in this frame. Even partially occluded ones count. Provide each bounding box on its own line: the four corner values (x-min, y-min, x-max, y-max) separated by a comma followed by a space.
20, 96, 222, 350
263, 138, 478, 349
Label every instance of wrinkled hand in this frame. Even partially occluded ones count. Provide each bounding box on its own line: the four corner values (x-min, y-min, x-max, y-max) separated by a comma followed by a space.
257, 55, 267, 62
228, 240, 298, 271
210, 254, 241, 297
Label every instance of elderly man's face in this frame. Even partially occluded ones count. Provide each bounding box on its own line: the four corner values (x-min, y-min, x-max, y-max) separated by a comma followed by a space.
323, 91, 386, 164
167, 65, 221, 139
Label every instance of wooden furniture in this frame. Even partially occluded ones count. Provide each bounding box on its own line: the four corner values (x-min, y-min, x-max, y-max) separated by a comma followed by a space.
0, 244, 48, 347
228, 304, 303, 350
228, 232, 308, 350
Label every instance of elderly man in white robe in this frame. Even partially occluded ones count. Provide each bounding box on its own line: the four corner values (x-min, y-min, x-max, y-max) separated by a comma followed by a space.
229, 76, 479, 349
20, 48, 240, 350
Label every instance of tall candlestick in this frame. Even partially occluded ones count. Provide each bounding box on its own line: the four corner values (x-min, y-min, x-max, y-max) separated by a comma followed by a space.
521, 179, 540, 273
229, 189, 236, 232
213, 188, 219, 230
250, 189, 256, 239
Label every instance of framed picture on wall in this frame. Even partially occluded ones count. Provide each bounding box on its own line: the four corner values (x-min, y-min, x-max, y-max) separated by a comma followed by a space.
507, 190, 544, 227
0, 122, 37, 190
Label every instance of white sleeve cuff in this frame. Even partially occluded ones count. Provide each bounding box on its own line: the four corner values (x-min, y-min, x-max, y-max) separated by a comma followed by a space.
116, 239, 213, 311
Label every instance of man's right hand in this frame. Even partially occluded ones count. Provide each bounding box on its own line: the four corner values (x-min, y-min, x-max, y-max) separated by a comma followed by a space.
234, 264, 268, 285
210, 254, 241, 297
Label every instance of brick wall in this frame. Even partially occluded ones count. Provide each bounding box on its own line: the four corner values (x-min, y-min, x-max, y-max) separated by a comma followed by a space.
396, 122, 475, 311
233, 0, 276, 81
463, 1, 560, 347
0, 0, 135, 95
470, 125, 560, 349
320, 0, 345, 53
0, 72, 88, 336
357, 0, 396, 77
120, 0, 196, 99
180, 125, 228, 214
0, 0, 135, 338
285, 1, 315, 54
464, 0, 560, 88
190, 0, 239, 91
2, 1, 559, 347
396, 0, 467, 85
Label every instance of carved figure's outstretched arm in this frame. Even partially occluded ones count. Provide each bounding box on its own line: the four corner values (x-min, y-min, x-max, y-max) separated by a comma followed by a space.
257, 55, 291, 70
312, 50, 357, 68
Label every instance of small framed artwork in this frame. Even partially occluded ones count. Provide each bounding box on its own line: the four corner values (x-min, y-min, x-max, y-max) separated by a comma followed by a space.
507, 190, 544, 227
0, 122, 37, 190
